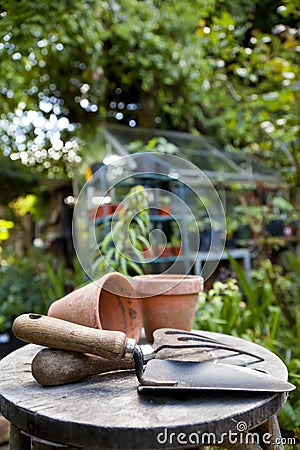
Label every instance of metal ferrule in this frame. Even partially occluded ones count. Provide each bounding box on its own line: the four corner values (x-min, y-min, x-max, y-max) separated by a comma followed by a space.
124, 338, 136, 360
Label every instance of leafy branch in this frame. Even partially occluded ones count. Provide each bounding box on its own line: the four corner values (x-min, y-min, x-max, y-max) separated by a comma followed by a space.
91, 185, 150, 277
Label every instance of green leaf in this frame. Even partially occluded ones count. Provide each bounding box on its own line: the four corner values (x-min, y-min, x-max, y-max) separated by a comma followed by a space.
129, 227, 138, 248
127, 260, 144, 275
137, 235, 151, 247
101, 232, 113, 252
120, 256, 128, 276
226, 250, 256, 305
135, 216, 147, 236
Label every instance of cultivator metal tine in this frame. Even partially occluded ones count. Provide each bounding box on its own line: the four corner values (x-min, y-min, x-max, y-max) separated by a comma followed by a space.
152, 329, 265, 363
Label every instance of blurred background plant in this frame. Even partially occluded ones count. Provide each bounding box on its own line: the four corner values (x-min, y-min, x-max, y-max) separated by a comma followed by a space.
91, 185, 151, 277
0, 256, 43, 333
0, 219, 14, 255
194, 251, 300, 435
127, 137, 179, 155
0, 249, 85, 334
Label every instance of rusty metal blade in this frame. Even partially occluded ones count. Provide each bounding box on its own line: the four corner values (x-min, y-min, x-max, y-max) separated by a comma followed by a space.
138, 360, 296, 393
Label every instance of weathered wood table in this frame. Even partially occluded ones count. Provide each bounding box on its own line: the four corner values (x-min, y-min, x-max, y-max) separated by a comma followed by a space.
0, 332, 290, 450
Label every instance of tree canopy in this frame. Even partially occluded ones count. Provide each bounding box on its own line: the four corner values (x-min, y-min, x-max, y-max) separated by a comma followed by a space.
0, 0, 299, 193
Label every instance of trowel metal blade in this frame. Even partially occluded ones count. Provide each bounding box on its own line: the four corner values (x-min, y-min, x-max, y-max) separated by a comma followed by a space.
138, 360, 296, 393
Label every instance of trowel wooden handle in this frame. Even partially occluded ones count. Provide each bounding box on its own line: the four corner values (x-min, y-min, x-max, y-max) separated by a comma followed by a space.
32, 348, 135, 386
12, 314, 129, 361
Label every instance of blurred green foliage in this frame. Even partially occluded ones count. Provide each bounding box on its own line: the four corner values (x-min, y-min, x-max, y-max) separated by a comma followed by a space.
0, 250, 85, 333
0, 0, 299, 191
0, 256, 48, 332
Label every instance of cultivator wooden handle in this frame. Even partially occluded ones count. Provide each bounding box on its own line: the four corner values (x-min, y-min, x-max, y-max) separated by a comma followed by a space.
12, 314, 130, 361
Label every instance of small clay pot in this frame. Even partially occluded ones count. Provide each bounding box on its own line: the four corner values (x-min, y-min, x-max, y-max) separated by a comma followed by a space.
48, 272, 142, 340
132, 274, 203, 342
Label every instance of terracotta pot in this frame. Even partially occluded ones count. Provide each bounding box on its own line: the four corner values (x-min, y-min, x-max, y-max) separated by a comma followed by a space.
48, 272, 142, 340
88, 204, 113, 221
142, 245, 173, 259
158, 206, 171, 216
132, 274, 203, 342
171, 245, 181, 256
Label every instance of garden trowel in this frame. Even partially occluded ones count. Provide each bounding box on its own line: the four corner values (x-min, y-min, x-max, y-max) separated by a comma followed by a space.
13, 314, 295, 393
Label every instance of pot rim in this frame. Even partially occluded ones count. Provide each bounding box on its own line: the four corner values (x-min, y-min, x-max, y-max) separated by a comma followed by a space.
132, 274, 204, 297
